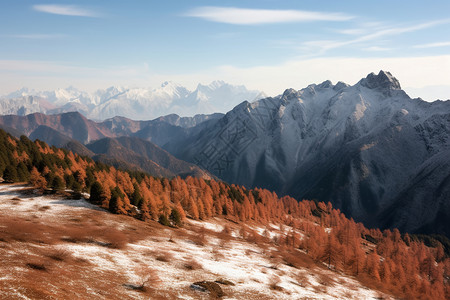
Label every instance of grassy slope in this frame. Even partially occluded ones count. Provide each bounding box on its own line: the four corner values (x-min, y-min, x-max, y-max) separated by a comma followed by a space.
0, 183, 391, 300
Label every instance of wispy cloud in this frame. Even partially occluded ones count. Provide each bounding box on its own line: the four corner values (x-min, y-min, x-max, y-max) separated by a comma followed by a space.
355, 19, 450, 42
363, 46, 391, 52
33, 4, 100, 17
337, 28, 366, 35
6, 34, 66, 39
302, 19, 450, 54
414, 41, 450, 48
185, 7, 353, 25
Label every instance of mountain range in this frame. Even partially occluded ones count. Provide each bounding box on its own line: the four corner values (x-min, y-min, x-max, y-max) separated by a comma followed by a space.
0, 112, 213, 179
1, 71, 449, 238
0, 81, 264, 120
166, 71, 450, 237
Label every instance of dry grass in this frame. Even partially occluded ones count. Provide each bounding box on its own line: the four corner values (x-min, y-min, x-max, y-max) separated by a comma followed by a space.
38, 205, 51, 211
217, 224, 232, 247
155, 251, 174, 263
183, 258, 203, 270
282, 249, 315, 269
45, 248, 72, 262
245, 229, 264, 245
269, 274, 283, 291
99, 228, 128, 249
317, 272, 335, 286
0, 216, 50, 244
60, 226, 90, 243
313, 284, 328, 294
0, 187, 401, 300
342, 290, 355, 299
60, 225, 128, 249
295, 271, 310, 287
131, 266, 161, 292
211, 246, 225, 261
188, 226, 207, 246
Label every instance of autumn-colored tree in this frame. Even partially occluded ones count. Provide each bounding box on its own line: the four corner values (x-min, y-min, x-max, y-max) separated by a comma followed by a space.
321, 232, 343, 270
109, 186, 127, 215
30, 166, 47, 191
188, 196, 199, 220
365, 249, 381, 282
348, 238, 365, 275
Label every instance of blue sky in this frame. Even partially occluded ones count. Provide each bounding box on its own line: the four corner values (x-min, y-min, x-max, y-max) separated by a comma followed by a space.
1, 1, 450, 100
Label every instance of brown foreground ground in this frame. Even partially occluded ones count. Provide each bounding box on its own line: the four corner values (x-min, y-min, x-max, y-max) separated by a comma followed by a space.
0, 184, 392, 299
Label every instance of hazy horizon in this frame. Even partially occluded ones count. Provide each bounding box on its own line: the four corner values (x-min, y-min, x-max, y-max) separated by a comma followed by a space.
1, 1, 450, 101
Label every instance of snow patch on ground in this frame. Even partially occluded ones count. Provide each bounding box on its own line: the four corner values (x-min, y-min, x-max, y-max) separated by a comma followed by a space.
0, 184, 391, 299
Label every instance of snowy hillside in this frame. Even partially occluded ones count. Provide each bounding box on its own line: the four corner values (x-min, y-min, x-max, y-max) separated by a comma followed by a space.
0, 184, 391, 299
0, 82, 263, 120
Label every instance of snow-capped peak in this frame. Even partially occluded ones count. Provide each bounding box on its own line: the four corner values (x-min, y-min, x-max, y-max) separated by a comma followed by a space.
207, 80, 227, 89
358, 70, 401, 91
161, 81, 173, 88
1, 81, 263, 120
3, 87, 34, 98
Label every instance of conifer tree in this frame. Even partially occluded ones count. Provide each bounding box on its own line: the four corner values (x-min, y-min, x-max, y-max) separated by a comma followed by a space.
2, 164, 18, 182
89, 181, 105, 205
169, 208, 182, 227
51, 175, 65, 192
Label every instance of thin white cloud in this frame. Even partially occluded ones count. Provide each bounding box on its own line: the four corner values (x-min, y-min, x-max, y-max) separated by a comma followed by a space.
33, 4, 99, 17
302, 19, 450, 54
363, 46, 391, 52
337, 28, 366, 35
6, 34, 66, 39
356, 19, 450, 42
185, 6, 353, 25
414, 41, 450, 48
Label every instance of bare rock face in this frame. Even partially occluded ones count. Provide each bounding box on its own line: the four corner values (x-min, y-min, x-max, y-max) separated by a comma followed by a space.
359, 70, 401, 91
168, 71, 450, 237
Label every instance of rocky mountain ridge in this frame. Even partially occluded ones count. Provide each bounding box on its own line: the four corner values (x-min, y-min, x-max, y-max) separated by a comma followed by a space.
167, 71, 450, 237
1, 71, 449, 237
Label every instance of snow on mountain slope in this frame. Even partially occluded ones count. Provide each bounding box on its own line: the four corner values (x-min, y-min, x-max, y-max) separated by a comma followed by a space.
0, 96, 56, 116
0, 184, 391, 299
1, 81, 262, 121
170, 71, 450, 237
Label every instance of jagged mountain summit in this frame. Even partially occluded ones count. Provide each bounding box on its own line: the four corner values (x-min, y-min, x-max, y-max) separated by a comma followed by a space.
167, 71, 450, 237
0, 81, 264, 121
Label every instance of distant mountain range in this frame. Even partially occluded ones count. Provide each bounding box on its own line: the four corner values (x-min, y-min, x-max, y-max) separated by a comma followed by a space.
0, 112, 214, 179
0, 81, 264, 120
1, 71, 449, 238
